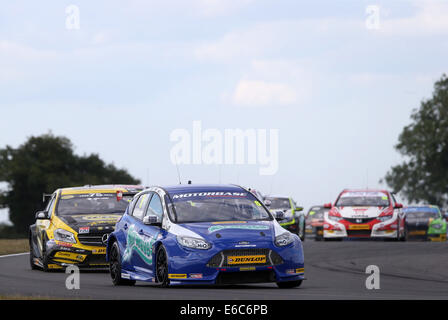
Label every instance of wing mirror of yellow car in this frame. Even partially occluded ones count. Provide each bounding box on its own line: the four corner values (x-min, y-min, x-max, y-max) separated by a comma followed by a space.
35, 211, 49, 220
295, 206, 304, 212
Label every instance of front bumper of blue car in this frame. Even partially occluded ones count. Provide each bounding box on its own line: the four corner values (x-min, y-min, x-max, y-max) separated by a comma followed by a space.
164, 238, 305, 285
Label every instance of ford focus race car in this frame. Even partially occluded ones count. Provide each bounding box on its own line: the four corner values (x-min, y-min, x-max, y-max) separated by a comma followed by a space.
264, 196, 306, 241
323, 189, 406, 240
106, 184, 305, 288
404, 205, 447, 241
29, 185, 142, 271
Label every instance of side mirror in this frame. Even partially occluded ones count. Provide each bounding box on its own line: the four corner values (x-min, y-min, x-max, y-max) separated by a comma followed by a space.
324, 203, 332, 209
264, 199, 271, 207
394, 203, 403, 209
272, 210, 285, 220
35, 211, 49, 220
143, 214, 161, 226
295, 206, 304, 212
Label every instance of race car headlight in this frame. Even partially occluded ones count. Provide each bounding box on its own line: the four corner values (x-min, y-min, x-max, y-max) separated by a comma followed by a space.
377, 215, 393, 222
328, 215, 343, 222
54, 229, 76, 243
275, 232, 294, 246
177, 236, 211, 250
431, 224, 442, 229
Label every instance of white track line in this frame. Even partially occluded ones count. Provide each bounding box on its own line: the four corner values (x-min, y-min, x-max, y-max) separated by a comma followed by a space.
0, 252, 29, 258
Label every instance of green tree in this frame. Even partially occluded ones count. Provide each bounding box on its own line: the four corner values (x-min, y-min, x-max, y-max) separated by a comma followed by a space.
0, 133, 140, 235
384, 74, 448, 207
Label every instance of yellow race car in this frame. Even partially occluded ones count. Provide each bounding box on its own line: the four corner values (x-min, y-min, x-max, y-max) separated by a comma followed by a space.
29, 185, 142, 271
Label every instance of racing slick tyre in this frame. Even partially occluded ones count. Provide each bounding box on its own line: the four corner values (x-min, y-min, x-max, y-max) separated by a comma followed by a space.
40, 235, 51, 272
276, 280, 302, 288
156, 246, 170, 288
29, 238, 38, 270
109, 241, 136, 286
298, 220, 306, 242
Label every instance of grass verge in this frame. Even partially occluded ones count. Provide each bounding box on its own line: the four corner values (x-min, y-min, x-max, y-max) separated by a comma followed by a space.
0, 239, 29, 255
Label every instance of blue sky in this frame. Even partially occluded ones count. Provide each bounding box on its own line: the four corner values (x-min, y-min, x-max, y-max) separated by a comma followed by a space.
1, 0, 448, 222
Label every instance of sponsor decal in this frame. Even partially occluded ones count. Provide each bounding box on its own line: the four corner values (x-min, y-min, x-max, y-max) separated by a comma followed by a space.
123, 225, 158, 264
168, 274, 187, 279
189, 273, 203, 279
227, 255, 266, 265
208, 224, 269, 233
348, 224, 370, 230
296, 268, 305, 273
92, 248, 106, 254
239, 267, 256, 271
172, 192, 247, 199
79, 227, 90, 234
56, 241, 73, 247
73, 215, 120, 222
211, 221, 247, 224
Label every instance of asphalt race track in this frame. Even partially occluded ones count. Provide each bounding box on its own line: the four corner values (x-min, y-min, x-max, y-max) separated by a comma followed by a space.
1, 241, 447, 299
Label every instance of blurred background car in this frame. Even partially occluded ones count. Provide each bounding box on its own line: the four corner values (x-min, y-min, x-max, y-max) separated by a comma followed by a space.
305, 205, 328, 241
403, 205, 447, 241
264, 195, 305, 241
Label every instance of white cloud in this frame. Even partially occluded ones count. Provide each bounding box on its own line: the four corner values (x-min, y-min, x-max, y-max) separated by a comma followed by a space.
232, 80, 297, 107
194, 0, 255, 17
228, 59, 313, 108
380, 0, 448, 35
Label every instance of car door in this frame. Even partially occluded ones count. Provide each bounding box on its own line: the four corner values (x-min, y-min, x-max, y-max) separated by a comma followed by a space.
35, 193, 57, 257
138, 192, 164, 278
120, 192, 151, 272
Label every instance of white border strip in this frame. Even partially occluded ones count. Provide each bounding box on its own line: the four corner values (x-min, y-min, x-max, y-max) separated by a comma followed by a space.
0, 252, 29, 258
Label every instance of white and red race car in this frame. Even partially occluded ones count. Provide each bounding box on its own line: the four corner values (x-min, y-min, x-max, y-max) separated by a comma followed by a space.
323, 189, 406, 240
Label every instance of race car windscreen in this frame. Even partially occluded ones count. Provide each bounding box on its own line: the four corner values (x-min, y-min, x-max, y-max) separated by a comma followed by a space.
266, 197, 290, 209
307, 207, 326, 220
170, 192, 272, 223
335, 192, 390, 207
57, 193, 132, 216
405, 209, 439, 219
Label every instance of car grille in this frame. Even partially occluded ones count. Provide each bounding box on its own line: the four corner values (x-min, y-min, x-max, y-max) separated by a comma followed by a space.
347, 230, 371, 237
207, 248, 283, 268
345, 217, 376, 224
77, 231, 110, 246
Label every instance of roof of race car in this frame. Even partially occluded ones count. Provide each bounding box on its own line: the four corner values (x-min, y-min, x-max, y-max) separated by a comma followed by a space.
341, 189, 389, 194
59, 184, 143, 195
404, 205, 440, 212
161, 184, 246, 195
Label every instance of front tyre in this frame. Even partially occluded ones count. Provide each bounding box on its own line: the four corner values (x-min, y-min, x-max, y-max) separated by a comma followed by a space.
156, 246, 170, 288
29, 238, 38, 270
109, 241, 135, 286
277, 280, 303, 288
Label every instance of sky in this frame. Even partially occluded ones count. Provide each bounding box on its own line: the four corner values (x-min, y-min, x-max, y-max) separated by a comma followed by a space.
1, 0, 448, 223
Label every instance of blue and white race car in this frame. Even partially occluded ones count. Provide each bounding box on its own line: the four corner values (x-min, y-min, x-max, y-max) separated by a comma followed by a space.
106, 184, 305, 288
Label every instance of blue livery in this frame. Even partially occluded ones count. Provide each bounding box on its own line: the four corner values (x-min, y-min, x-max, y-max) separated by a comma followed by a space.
106, 184, 305, 288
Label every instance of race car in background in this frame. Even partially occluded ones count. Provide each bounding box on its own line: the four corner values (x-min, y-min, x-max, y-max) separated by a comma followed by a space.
264, 196, 306, 241
323, 189, 406, 240
106, 184, 305, 288
404, 205, 447, 241
305, 205, 329, 241
29, 184, 143, 271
